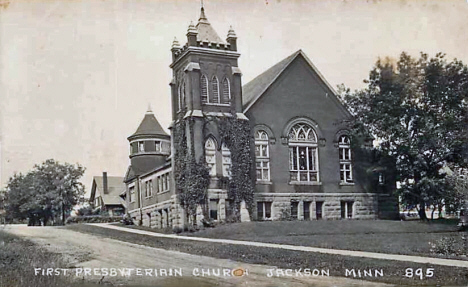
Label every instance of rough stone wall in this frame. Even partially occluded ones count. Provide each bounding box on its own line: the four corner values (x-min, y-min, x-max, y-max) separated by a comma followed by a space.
170, 195, 185, 228
255, 193, 379, 221
132, 192, 381, 227
128, 209, 141, 225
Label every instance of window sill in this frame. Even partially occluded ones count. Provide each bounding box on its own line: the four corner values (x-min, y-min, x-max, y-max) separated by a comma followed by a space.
289, 181, 322, 186
144, 196, 153, 199
203, 103, 231, 107
257, 181, 272, 185
130, 151, 170, 156
259, 217, 272, 221
158, 190, 171, 195
339, 182, 355, 186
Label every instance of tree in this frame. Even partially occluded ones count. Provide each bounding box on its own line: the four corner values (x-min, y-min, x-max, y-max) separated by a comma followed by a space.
5, 159, 85, 225
0, 189, 6, 223
4, 172, 36, 223
445, 167, 468, 213
341, 52, 468, 220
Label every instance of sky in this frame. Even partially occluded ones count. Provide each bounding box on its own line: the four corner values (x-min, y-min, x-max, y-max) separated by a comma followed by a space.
1, 0, 467, 194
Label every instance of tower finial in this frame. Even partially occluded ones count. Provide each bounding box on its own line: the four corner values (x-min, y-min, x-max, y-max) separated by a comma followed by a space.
146, 103, 152, 114
199, 1, 207, 21
227, 25, 237, 38
172, 37, 181, 49
187, 21, 197, 34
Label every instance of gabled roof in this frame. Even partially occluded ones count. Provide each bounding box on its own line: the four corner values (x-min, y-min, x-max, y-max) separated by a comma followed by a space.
242, 50, 350, 116
242, 51, 300, 110
129, 108, 168, 139
90, 176, 126, 206
196, 7, 224, 43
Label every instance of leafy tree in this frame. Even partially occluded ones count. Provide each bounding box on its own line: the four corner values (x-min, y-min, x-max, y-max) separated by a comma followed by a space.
445, 168, 468, 213
4, 172, 36, 222
0, 189, 6, 223
341, 52, 468, 220
5, 159, 85, 225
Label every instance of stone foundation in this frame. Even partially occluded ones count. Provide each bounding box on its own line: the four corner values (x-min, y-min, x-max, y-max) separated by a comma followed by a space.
128, 198, 177, 229
129, 191, 389, 228
255, 193, 379, 221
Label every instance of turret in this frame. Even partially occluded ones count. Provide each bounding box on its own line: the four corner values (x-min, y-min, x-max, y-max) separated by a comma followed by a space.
171, 37, 181, 61
127, 107, 171, 172
186, 21, 198, 47
226, 26, 237, 51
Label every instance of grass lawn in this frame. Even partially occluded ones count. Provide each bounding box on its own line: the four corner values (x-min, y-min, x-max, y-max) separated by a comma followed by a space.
0, 229, 108, 287
0, 229, 71, 287
68, 223, 468, 286
181, 219, 467, 260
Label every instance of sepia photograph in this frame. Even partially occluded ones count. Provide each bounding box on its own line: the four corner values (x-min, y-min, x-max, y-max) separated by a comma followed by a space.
1, 0, 468, 286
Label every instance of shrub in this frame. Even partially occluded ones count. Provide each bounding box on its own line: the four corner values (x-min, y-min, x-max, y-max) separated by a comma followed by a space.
121, 214, 134, 225
65, 215, 121, 224
278, 206, 291, 221
201, 218, 216, 228
99, 210, 110, 217
76, 205, 96, 216
172, 226, 183, 234
225, 214, 238, 224
429, 235, 465, 256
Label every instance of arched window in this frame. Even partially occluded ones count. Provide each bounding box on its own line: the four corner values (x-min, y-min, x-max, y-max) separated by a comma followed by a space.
255, 130, 270, 181
339, 135, 353, 183
200, 75, 208, 104
222, 77, 231, 104
211, 76, 220, 104
205, 138, 216, 176
178, 80, 185, 110
221, 143, 231, 178
288, 123, 318, 182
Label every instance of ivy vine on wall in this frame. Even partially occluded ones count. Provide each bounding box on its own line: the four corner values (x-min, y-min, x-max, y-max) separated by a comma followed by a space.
218, 117, 255, 220
173, 113, 255, 224
173, 116, 210, 218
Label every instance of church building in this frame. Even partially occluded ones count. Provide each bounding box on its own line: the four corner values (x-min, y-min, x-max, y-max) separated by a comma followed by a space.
122, 7, 399, 228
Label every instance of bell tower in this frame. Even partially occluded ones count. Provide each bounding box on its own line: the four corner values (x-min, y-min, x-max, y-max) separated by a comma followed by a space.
169, 6, 247, 163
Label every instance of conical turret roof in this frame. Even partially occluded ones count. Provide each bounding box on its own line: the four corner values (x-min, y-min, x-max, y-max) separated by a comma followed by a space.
196, 7, 224, 43
128, 108, 168, 139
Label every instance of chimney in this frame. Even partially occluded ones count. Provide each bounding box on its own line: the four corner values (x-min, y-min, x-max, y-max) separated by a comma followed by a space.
103, 172, 108, 194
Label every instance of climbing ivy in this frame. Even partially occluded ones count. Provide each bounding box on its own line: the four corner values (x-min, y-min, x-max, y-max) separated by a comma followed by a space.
173, 116, 210, 219
218, 117, 255, 220
173, 113, 255, 224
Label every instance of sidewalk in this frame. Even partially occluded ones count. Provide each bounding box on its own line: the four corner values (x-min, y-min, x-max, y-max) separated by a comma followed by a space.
92, 223, 468, 268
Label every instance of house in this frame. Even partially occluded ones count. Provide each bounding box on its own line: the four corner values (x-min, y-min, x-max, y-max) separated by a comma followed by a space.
89, 172, 126, 217
123, 6, 399, 228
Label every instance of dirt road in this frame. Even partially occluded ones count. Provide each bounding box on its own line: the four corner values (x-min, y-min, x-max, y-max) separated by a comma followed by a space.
3, 224, 390, 287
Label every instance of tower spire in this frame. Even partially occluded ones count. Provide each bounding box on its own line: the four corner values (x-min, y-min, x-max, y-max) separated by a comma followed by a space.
146, 103, 153, 114
199, 2, 207, 22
